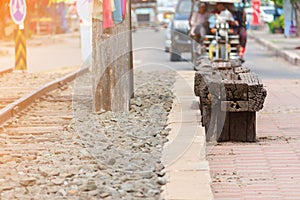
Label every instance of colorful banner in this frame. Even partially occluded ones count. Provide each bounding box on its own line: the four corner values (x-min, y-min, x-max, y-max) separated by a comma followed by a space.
121, 0, 126, 19
113, 0, 123, 24
103, 0, 114, 29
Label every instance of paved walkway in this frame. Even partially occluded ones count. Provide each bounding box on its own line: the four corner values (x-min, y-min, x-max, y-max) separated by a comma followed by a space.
206, 30, 300, 198
205, 28, 300, 199
208, 79, 300, 199
248, 29, 300, 66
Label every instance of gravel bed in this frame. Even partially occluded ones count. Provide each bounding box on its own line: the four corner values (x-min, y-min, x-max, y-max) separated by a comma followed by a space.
0, 71, 70, 98
72, 69, 176, 199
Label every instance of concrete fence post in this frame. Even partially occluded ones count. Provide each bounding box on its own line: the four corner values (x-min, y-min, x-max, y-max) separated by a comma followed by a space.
92, 0, 133, 112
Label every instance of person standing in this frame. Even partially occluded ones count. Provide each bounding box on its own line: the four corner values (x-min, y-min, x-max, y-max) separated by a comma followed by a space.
232, 3, 247, 59
189, 2, 209, 41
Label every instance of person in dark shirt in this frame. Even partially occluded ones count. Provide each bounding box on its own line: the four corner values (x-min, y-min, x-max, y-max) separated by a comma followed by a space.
232, 3, 247, 59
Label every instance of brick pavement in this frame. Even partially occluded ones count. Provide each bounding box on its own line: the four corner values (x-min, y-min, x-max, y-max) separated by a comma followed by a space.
207, 79, 300, 199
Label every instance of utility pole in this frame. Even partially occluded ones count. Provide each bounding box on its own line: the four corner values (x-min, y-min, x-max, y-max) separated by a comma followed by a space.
92, 0, 133, 112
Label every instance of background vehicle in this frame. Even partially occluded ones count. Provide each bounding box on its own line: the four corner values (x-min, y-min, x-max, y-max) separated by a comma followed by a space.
260, 6, 275, 23
190, 0, 241, 64
244, 5, 276, 25
204, 19, 240, 61
169, 0, 193, 61
132, 0, 159, 31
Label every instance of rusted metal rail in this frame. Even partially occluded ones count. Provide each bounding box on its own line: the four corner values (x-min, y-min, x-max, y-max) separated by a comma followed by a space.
0, 67, 13, 75
0, 67, 89, 125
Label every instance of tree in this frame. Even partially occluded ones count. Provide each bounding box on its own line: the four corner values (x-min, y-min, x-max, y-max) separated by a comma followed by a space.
274, 0, 283, 7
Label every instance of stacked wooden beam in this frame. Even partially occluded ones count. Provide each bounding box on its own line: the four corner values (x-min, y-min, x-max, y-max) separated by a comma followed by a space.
194, 59, 267, 142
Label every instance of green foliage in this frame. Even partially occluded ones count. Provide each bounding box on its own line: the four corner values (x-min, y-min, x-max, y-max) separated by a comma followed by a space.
268, 15, 284, 33
290, 0, 300, 6
273, 0, 283, 7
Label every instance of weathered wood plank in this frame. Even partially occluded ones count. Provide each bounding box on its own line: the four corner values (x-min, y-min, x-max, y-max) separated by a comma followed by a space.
229, 112, 247, 142
221, 101, 249, 112
194, 58, 266, 142
246, 112, 256, 142
218, 112, 230, 142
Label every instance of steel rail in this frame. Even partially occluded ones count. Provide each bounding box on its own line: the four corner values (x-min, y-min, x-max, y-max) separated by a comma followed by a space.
0, 66, 89, 125
0, 67, 13, 75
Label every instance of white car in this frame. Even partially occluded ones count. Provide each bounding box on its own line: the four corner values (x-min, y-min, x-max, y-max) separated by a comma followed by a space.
260, 6, 275, 23
244, 6, 275, 24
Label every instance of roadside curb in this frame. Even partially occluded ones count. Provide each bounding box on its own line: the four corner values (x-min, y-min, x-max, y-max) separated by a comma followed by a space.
248, 32, 300, 66
161, 71, 214, 200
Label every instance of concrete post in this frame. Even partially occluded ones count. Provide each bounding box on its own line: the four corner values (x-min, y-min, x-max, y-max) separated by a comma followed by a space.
92, 0, 133, 112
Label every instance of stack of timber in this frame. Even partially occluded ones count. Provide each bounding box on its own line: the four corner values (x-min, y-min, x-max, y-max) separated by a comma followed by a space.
194, 59, 267, 142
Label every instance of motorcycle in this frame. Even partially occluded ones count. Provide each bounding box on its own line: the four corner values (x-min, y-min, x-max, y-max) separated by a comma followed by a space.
205, 11, 240, 61
190, 0, 244, 66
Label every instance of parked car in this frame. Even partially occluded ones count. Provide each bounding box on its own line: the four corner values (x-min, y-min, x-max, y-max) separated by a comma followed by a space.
134, 7, 157, 28
260, 6, 275, 23
244, 6, 275, 25
169, 0, 192, 61
131, 0, 159, 31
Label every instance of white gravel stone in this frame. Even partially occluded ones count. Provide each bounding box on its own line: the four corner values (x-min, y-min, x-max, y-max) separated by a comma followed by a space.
72, 70, 176, 199
0, 70, 175, 199
19, 178, 37, 187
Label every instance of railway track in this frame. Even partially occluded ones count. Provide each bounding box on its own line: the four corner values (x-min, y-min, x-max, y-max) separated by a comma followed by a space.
0, 67, 63, 110
0, 67, 102, 198
0, 67, 88, 125
0, 67, 174, 199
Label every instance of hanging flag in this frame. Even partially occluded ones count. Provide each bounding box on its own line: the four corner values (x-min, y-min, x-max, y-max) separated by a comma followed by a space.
121, 0, 126, 19
113, 0, 122, 24
102, 0, 114, 29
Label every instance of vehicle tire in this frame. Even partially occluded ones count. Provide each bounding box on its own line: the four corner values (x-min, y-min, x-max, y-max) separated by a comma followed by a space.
170, 51, 181, 61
